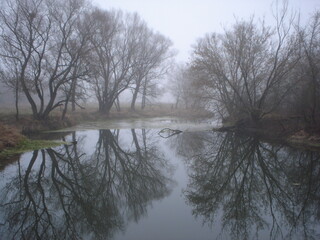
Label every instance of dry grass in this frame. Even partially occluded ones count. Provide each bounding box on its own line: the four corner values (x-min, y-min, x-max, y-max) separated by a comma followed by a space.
0, 103, 213, 135
0, 123, 25, 151
0, 102, 213, 122
38, 103, 213, 125
72, 103, 213, 120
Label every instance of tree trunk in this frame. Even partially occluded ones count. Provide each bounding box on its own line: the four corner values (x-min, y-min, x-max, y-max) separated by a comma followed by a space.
61, 99, 69, 120
71, 83, 76, 112
114, 97, 121, 112
310, 78, 318, 125
250, 108, 262, 123
20, 78, 39, 120
141, 82, 147, 110
175, 95, 180, 109
131, 86, 139, 111
98, 101, 113, 115
15, 83, 19, 121
131, 129, 142, 159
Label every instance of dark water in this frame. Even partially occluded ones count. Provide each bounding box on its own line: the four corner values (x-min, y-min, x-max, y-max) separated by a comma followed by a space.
0, 126, 320, 240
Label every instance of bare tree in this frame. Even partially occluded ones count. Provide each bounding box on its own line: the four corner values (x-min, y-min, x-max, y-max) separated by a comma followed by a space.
0, 0, 175, 118
60, 59, 90, 120
129, 26, 173, 111
180, 131, 320, 240
295, 11, 320, 125
87, 10, 141, 115
169, 63, 204, 109
0, 62, 21, 120
140, 35, 174, 110
86, 9, 174, 114
190, 4, 299, 122
0, 0, 91, 120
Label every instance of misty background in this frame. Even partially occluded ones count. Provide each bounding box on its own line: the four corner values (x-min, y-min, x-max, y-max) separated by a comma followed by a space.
0, 0, 320, 124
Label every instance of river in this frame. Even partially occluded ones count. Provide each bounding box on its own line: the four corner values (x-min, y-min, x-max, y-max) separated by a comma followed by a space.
0, 118, 319, 239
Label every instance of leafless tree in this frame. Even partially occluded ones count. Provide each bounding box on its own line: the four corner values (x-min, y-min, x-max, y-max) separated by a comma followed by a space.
180, 131, 320, 240
294, 11, 320, 125
0, 0, 91, 120
86, 10, 174, 114
169, 63, 204, 109
87, 10, 139, 115
190, 3, 300, 122
0, 1, 174, 118
129, 24, 174, 110
0, 62, 21, 120
60, 59, 91, 120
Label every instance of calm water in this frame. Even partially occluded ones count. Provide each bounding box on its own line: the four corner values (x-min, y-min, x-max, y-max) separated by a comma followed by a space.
0, 119, 320, 240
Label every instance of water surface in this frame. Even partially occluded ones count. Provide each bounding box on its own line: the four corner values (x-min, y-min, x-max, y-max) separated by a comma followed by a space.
0, 118, 319, 239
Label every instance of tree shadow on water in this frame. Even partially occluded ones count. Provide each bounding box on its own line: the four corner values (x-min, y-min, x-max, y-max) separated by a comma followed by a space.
0, 129, 174, 240
180, 132, 320, 240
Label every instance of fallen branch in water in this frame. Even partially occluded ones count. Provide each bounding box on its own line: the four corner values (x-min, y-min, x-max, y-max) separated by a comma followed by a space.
158, 128, 182, 138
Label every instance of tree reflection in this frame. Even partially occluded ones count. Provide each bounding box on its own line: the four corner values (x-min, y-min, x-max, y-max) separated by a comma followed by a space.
0, 129, 173, 239
181, 132, 320, 239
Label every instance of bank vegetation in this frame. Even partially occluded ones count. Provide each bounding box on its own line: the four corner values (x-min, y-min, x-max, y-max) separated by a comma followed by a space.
170, 3, 320, 142
1, 0, 320, 152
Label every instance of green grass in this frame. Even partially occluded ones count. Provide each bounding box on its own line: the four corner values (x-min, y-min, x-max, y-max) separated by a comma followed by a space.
0, 138, 65, 158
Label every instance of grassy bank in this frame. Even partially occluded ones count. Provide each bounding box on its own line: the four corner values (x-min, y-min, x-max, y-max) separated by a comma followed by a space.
0, 123, 65, 160
0, 138, 64, 158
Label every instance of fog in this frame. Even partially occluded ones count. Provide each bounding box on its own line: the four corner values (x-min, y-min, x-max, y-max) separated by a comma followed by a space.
0, 0, 320, 122
93, 0, 320, 61
1, 2, 320, 239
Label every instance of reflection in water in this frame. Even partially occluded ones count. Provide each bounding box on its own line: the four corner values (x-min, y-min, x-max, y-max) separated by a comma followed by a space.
179, 132, 320, 239
1, 127, 320, 240
0, 129, 173, 240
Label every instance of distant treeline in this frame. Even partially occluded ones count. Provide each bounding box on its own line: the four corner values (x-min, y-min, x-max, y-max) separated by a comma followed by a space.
1, 0, 320, 128
0, 0, 175, 120
170, 4, 320, 128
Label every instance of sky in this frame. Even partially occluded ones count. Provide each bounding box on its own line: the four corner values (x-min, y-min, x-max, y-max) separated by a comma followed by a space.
92, 0, 320, 62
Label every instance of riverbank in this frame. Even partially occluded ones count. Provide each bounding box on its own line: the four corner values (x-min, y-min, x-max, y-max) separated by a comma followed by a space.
0, 123, 65, 161
0, 106, 213, 155
2, 107, 320, 159
217, 116, 320, 151
0, 104, 213, 133
0, 123, 25, 151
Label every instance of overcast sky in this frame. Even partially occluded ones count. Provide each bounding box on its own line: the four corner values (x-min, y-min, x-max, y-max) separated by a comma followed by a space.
92, 0, 320, 61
